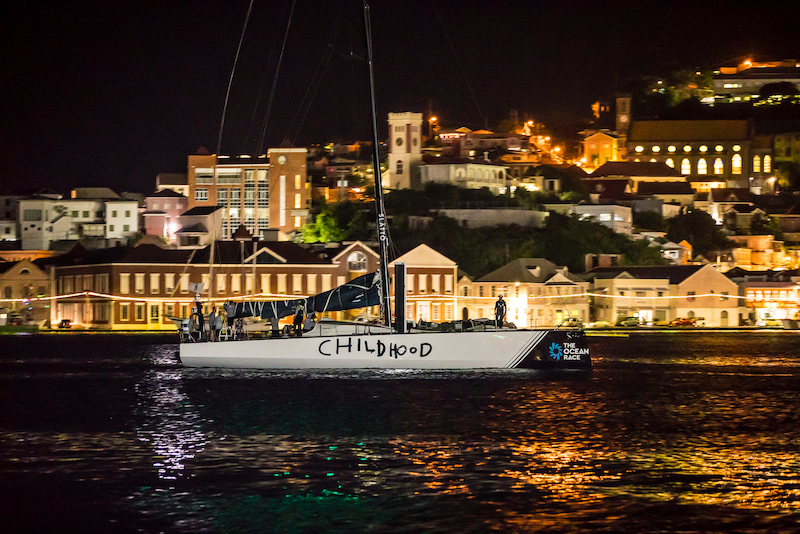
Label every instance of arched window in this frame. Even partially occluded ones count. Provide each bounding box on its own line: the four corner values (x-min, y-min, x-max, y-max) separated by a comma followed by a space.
732, 154, 742, 175
665, 158, 674, 168
697, 158, 707, 175
346, 251, 367, 271
395, 161, 403, 175
714, 158, 724, 175
753, 155, 761, 173
688, 311, 695, 318
764, 155, 772, 173
681, 158, 691, 175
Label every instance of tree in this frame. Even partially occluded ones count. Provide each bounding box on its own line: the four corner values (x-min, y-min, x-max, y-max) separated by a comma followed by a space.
633, 210, 665, 231
666, 210, 730, 256
301, 202, 370, 243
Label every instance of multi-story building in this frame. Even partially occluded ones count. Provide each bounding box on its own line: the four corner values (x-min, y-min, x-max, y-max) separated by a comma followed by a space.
389, 244, 458, 324
713, 59, 800, 104
143, 189, 188, 244
774, 131, 800, 166
18, 196, 138, 250
460, 258, 590, 327
590, 161, 685, 193
587, 265, 741, 326
420, 157, 509, 194
626, 120, 754, 188
187, 148, 309, 238
0, 259, 51, 322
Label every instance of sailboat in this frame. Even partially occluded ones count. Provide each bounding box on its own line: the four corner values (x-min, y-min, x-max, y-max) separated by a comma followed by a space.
178, 1, 590, 371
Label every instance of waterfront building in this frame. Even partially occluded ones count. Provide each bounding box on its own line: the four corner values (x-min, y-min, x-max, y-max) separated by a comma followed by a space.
389, 244, 457, 324
587, 264, 741, 327
460, 258, 590, 327
0, 259, 50, 322
48, 240, 460, 330
186, 147, 309, 238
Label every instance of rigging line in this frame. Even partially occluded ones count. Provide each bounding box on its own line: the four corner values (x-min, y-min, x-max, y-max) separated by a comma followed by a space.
243, 3, 289, 155
429, 0, 487, 129
257, 0, 297, 156
168, 248, 199, 299
284, 44, 335, 146
216, 0, 256, 156
284, 0, 345, 145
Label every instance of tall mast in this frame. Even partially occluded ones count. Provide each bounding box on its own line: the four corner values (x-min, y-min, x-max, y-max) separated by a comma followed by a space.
363, 0, 392, 329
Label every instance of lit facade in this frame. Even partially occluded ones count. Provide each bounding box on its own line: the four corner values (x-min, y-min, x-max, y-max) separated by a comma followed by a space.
187, 148, 309, 238
387, 112, 423, 190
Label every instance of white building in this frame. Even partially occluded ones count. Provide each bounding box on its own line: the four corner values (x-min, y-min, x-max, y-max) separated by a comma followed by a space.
572, 204, 632, 235
18, 197, 138, 250
420, 159, 509, 194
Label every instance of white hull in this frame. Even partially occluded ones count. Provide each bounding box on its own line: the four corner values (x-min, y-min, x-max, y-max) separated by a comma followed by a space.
179, 329, 590, 370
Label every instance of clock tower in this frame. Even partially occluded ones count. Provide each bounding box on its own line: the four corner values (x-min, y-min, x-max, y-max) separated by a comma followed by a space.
387, 112, 423, 190
615, 93, 631, 161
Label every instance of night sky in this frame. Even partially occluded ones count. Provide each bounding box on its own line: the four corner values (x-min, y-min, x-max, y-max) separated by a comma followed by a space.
2, 0, 799, 195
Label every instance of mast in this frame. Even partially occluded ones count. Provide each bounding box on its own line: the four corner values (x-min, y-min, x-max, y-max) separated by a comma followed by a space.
363, 0, 393, 329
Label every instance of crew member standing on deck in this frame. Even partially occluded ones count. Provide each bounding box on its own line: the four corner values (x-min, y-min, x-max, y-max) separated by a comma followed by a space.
494, 295, 507, 327
194, 300, 205, 341
293, 304, 305, 337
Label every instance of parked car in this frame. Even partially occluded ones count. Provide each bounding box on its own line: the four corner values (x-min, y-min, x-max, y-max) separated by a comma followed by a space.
755, 318, 783, 327
615, 317, 640, 327
669, 317, 696, 327
587, 320, 612, 329
58, 319, 72, 329
7, 313, 23, 326
561, 317, 583, 328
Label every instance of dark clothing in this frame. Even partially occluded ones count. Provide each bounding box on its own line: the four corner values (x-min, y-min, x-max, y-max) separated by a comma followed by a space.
494, 298, 507, 324
293, 309, 304, 336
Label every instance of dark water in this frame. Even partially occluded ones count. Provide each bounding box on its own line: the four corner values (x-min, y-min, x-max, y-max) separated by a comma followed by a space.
1, 331, 799, 533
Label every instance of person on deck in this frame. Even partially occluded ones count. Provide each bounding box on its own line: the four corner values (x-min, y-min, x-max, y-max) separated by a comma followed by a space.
293, 304, 305, 337
224, 301, 235, 329
494, 295, 507, 327
208, 307, 219, 342
193, 303, 205, 341
302, 312, 317, 334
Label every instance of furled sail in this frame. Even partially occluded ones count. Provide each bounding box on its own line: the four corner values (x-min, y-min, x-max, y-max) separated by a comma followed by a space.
226, 271, 381, 320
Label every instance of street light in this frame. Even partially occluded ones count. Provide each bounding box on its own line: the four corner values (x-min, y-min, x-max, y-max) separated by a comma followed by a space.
429, 116, 437, 140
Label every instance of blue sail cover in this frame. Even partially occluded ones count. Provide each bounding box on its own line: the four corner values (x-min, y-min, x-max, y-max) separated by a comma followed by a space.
227, 271, 382, 320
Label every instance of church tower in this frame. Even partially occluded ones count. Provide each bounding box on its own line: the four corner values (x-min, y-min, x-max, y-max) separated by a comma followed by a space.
615, 93, 632, 161
387, 112, 423, 190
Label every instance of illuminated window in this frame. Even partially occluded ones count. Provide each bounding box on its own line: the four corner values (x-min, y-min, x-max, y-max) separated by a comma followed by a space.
652, 146, 660, 153
715, 145, 724, 152
764, 155, 771, 173
732, 154, 742, 175
195, 188, 209, 201
697, 158, 707, 174
667, 145, 676, 153
665, 158, 674, 168
396, 161, 403, 175
683, 145, 692, 153
733, 145, 741, 152
753, 155, 761, 173
699, 145, 708, 152
294, 193, 301, 209
714, 158, 724, 174
681, 158, 691, 175
295, 175, 301, 189
635, 145, 644, 153
294, 216, 301, 228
